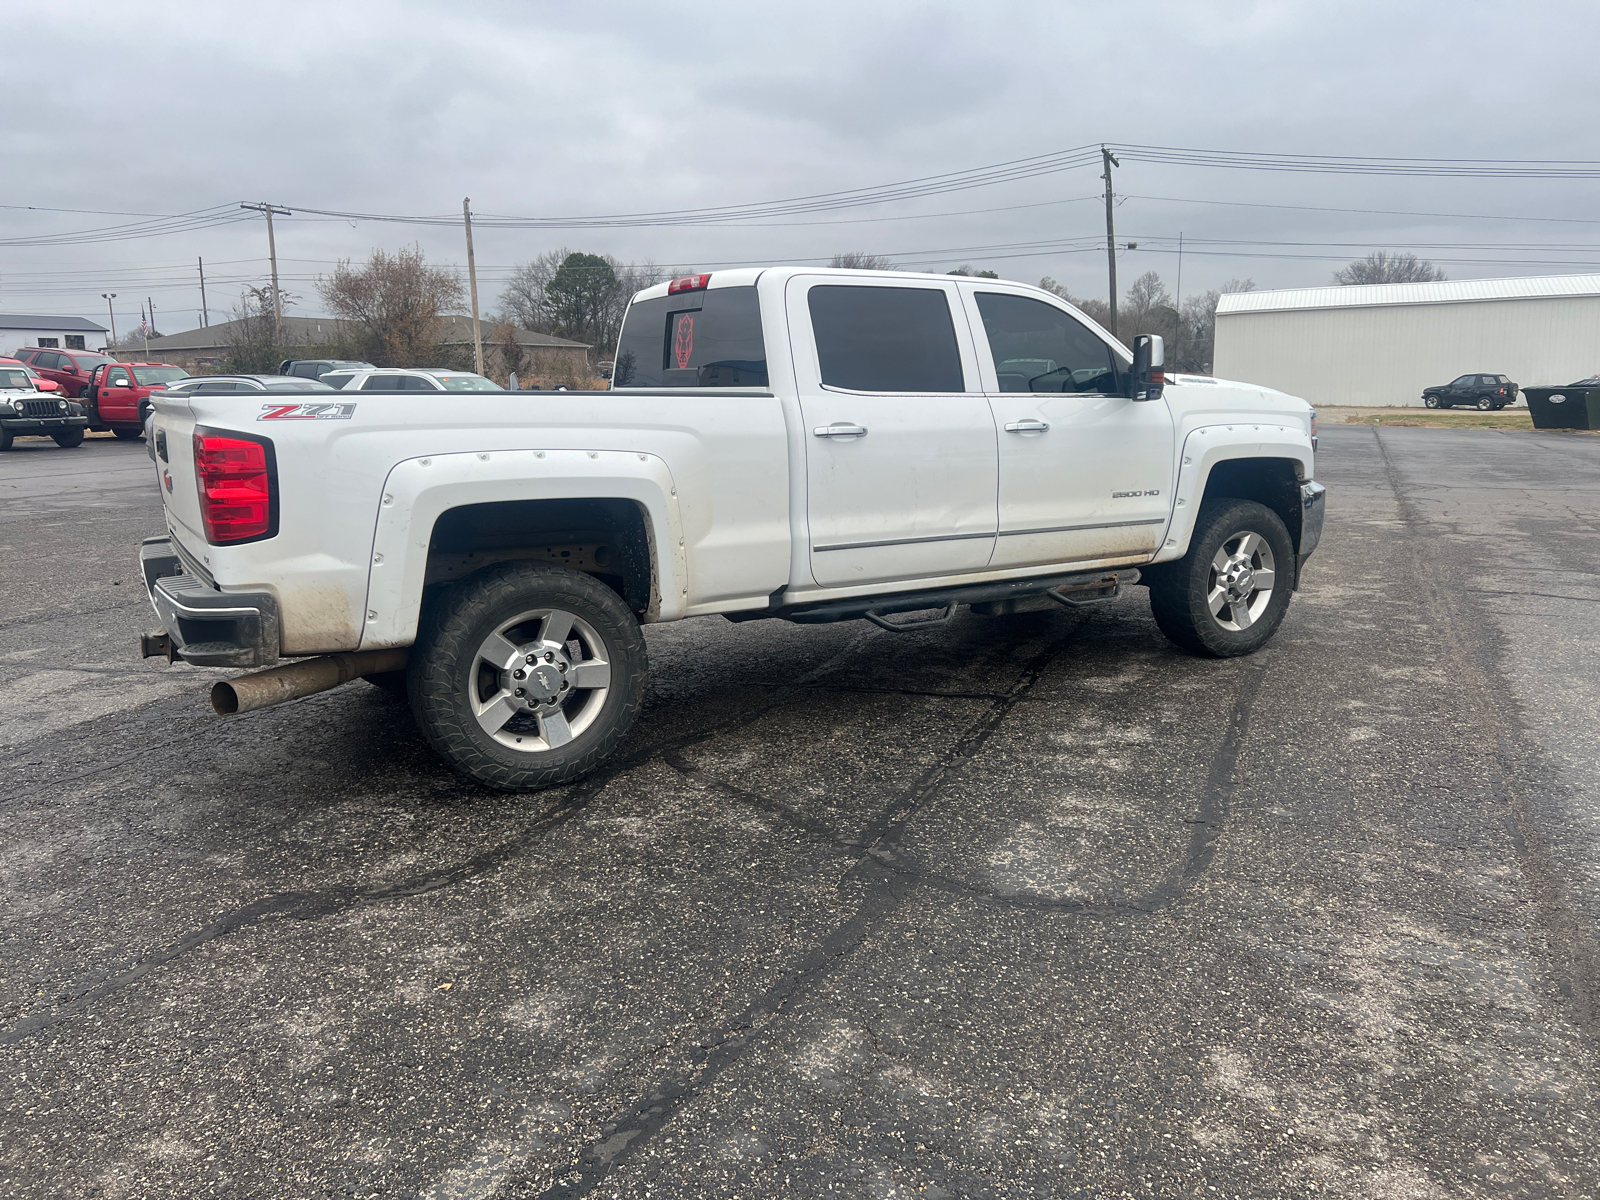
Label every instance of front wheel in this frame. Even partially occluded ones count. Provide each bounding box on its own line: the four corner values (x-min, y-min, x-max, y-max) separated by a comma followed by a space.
1424, 395, 1441, 409
0, 429, 12, 452
112, 426, 143, 440
409, 562, 647, 791
1148, 499, 1295, 658
53, 429, 85, 448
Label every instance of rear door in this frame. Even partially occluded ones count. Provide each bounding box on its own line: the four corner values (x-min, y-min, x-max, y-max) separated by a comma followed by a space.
786, 275, 997, 588
962, 286, 1173, 569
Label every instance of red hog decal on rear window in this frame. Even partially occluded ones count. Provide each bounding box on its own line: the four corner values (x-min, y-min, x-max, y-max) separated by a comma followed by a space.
673, 314, 695, 370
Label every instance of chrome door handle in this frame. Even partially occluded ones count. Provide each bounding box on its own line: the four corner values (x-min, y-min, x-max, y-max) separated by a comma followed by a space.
1004, 419, 1050, 433
813, 423, 868, 438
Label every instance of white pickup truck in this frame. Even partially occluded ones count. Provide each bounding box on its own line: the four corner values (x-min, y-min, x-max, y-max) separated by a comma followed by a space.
139, 267, 1324, 790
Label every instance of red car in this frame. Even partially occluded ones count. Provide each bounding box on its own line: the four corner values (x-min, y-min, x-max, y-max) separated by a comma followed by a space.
10, 346, 119, 398
84, 361, 190, 438
0, 359, 64, 394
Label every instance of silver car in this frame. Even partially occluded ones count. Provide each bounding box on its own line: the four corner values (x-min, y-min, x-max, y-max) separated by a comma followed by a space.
157, 374, 339, 394
322, 368, 504, 393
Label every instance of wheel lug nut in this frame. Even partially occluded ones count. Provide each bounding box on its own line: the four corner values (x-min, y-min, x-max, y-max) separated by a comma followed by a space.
514, 688, 525, 697
513, 669, 525, 679
558, 662, 567, 673
526, 654, 536, 664
544, 652, 554, 662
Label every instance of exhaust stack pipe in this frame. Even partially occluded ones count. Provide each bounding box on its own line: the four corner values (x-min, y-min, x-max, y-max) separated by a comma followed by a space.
211, 649, 409, 715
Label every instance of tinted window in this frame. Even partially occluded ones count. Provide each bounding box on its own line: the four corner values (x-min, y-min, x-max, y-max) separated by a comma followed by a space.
1450, 375, 1474, 387
193, 382, 244, 393
397, 375, 438, 391
108, 368, 132, 387
807, 285, 964, 392
36, 352, 65, 370
974, 292, 1119, 394
290, 362, 323, 378
613, 285, 766, 388
362, 375, 404, 390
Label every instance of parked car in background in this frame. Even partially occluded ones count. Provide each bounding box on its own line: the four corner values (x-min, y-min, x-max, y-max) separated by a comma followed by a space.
10, 346, 118, 397
11, 362, 63, 393
83, 362, 190, 438
0, 360, 90, 450
155, 374, 339, 395
322, 368, 505, 392
1422, 373, 1519, 410
277, 359, 375, 381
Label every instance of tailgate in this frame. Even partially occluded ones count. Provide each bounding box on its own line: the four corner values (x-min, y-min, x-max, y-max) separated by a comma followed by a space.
149, 394, 206, 558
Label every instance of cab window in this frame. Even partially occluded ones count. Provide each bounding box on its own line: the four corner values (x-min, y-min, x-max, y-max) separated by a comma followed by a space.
973, 292, 1119, 394
807, 285, 964, 392
107, 367, 132, 387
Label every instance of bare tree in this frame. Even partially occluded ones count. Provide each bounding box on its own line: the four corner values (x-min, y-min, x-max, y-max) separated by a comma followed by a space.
318, 246, 464, 367
830, 251, 897, 270
498, 252, 672, 358
1334, 251, 1446, 286
497, 248, 570, 333
1038, 277, 1112, 329
221, 285, 296, 374
1178, 279, 1256, 372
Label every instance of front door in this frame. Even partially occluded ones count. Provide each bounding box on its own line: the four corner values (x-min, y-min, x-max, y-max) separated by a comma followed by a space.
961, 286, 1174, 570
100, 364, 138, 423
786, 276, 998, 588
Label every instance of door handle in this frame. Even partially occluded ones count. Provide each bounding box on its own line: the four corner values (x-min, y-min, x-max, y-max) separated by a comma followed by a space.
1004, 419, 1050, 434
813, 423, 868, 438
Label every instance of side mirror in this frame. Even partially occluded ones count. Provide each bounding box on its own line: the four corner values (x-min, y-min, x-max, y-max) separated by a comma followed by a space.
1131, 334, 1165, 401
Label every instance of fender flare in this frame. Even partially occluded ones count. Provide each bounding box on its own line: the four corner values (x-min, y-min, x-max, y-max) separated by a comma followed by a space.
1150, 423, 1314, 564
358, 449, 687, 649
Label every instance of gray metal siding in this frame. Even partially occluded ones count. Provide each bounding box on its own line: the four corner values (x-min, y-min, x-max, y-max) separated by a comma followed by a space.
1213, 295, 1600, 407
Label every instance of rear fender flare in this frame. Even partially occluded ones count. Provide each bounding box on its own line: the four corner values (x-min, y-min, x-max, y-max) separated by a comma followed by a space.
359, 449, 686, 649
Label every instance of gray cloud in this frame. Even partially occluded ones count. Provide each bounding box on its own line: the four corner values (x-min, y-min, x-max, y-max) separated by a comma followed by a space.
5, 0, 1599, 332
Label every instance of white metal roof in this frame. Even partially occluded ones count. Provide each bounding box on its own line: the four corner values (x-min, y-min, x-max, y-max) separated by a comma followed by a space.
1217, 273, 1600, 316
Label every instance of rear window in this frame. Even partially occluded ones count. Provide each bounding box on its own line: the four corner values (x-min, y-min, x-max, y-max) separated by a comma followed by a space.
808, 285, 964, 393
613, 285, 766, 388
131, 366, 189, 385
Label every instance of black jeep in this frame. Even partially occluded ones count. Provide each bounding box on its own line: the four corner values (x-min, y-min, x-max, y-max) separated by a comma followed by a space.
1422, 373, 1519, 410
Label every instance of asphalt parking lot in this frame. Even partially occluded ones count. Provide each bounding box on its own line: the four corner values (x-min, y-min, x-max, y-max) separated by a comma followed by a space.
2, 425, 1598, 1199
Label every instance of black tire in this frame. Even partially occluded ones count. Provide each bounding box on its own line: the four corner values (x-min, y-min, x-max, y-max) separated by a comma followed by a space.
1148, 499, 1295, 658
112, 426, 143, 440
362, 670, 409, 695
1424, 394, 1440, 409
1477, 395, 1493, 411
0, 429, 12, 452
53, 429, 85, 448
409, 562, 647, 791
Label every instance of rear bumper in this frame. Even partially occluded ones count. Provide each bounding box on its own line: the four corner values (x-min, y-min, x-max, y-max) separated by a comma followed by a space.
1296, 480, 1327, 586
139, 537, 280, 668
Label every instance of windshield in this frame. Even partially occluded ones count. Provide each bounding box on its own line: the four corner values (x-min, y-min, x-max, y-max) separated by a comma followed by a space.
0, 368, 34, 389
131, 366, 190, 385
434, 375, 504, 391
71, 355, 116, 372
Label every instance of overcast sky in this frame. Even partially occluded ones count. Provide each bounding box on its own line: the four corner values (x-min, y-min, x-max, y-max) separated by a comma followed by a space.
7, 0, 1600, 335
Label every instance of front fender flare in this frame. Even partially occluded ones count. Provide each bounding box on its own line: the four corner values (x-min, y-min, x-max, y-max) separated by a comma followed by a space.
1150, 423, 1314, 564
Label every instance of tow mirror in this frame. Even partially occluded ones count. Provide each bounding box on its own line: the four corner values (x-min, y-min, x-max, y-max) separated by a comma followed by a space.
1131, 334, 1165, 401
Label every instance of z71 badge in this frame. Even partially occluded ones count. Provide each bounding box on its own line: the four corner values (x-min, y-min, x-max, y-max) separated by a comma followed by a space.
258, 402, 357, 421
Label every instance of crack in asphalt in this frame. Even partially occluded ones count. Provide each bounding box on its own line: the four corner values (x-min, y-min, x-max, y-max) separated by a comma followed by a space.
528, 619, 1267, 1198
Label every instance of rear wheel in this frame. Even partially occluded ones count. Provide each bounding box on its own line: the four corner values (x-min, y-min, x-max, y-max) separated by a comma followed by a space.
112, 426, 143, 440
1477, 395, 1494, 411
409, 562, 647, 791
1148, 499, 1295, 658
52, 429, 84, 448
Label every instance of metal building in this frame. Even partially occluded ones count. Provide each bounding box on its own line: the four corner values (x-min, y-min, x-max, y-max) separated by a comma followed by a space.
1212, 273, 1600, 407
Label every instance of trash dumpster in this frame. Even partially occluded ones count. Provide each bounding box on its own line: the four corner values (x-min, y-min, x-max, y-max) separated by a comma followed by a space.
1523, 384, 1600, 430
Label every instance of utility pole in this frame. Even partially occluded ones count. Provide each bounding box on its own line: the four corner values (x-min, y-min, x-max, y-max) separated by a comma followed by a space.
102, 294, 118, 346
463, 197, 484, 376
240, 202, 291, 342
198, 257, 210, 327
1173, 231, 1184, 369
1101, 146, 1120, 338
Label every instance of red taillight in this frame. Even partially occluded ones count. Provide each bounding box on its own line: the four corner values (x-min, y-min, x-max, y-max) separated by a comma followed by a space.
667, 273, 711, 294
193, 431, 275, 543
